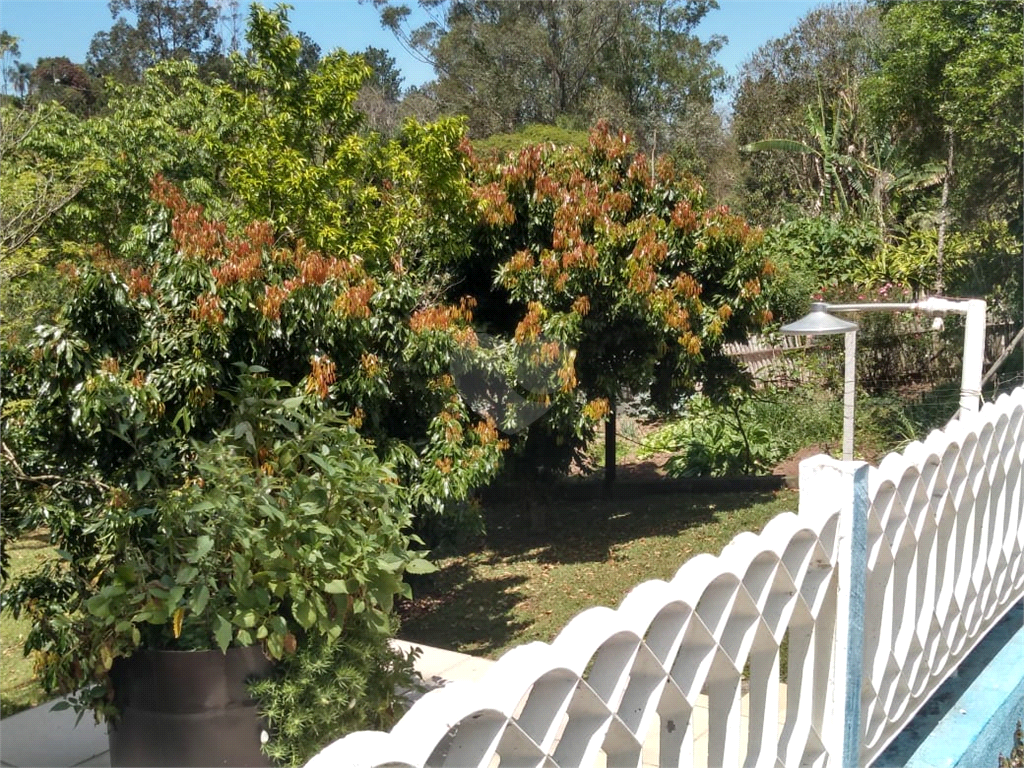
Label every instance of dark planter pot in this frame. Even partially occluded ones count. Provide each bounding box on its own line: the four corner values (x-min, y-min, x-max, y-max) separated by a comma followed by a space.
107, 645, 274, 767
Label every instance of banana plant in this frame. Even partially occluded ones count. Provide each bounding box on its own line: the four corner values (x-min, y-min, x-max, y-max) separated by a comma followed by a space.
741, 85, 869, 218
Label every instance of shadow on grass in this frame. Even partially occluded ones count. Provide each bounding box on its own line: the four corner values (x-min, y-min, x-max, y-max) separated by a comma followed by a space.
479, 486, 783, 566
397, 561, 530, 657
398, 484, 795, 660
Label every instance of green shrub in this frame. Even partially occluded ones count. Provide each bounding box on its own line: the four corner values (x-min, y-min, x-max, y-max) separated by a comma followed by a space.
640, 390, 814, 477
251, 624, 420, 767
640, 378, 945, 478
472, 123, 590, 158
2, 372, 430, 734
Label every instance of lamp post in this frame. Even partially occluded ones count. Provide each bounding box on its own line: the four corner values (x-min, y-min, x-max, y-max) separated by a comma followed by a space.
780, 297, 987, 463
781, 303, 859, 461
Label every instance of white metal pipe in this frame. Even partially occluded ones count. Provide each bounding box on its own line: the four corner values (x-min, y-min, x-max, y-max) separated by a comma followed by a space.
843, 331, 857, 461
827, 302, 921, 313
959, 299, 987, 416
827, 296, 988, 418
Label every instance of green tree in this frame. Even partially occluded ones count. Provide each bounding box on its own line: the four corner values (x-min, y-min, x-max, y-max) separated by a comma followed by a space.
29, 57, 104, 117
865, 0, 1024, 292
360, 45, 403, 102
732, 2, 881, 223
1, 30, 21, 96
376, 0, 725, 142
86, 0, 226, 84
1, 4, 504, 565
354, 46, 405, 135
462, 123, 774, 478
0, 103, 99, 346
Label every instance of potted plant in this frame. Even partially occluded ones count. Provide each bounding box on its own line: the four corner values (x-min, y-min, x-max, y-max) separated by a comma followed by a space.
3, 371, 430, 766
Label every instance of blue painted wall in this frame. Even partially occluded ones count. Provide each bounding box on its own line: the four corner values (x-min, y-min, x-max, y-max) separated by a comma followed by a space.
873, 602, 1024, 768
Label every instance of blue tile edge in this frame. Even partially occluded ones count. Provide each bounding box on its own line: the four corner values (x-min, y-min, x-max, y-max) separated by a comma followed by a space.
873, 601, 1024, 768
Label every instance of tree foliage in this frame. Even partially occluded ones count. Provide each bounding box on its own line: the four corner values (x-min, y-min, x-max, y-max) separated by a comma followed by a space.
0, 103, 99, 347
376, 0, 726, 144
866, 0, 1024, 232
460, 123, 773, 471
29, 57, 104, 117
733, 2, 881, 223
86, 0, 227, 84
0, 7, 502, 752
1, 5, 505, 554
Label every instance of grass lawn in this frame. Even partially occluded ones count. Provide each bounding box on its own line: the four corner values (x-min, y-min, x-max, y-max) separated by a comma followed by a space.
398, 486, 799, 659
1, 530, 53, 718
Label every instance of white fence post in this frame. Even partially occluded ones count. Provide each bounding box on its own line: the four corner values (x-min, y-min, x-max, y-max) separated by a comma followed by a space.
799, 457, 870, 767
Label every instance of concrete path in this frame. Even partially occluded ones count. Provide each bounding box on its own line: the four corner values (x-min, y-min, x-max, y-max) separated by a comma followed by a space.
0, 641, 786, 767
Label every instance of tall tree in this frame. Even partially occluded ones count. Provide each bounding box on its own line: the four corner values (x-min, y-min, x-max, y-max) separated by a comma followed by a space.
354, 46, 405, 135
1, 30, 21, 97
461, 124, 774, 479
30, 57, 103, 117
732, 2, 881, 223
866, 0, 1023, 237
0, 103, 95, 344
375, 0, 725, 142
360, 46, 404, 102
86, 0, 225, 84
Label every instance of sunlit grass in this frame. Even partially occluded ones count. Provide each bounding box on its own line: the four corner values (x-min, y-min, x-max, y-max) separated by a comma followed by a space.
398, 488, 798, 659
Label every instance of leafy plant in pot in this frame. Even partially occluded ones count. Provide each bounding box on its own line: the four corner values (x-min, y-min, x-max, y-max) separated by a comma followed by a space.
4, 372, 432, 766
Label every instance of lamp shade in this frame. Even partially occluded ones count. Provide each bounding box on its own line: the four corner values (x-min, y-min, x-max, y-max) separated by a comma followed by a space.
780, 302, 859, 336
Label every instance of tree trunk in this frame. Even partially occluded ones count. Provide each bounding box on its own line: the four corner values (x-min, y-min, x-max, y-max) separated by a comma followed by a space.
604, 397, 616, 487
936, 130, 954, 296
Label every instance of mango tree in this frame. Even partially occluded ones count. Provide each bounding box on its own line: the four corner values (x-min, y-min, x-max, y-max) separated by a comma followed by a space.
464, 123, 774, 481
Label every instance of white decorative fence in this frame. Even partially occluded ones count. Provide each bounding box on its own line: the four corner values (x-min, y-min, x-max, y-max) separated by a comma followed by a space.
855, 386, 1024, 763
308, 388, 1024, 768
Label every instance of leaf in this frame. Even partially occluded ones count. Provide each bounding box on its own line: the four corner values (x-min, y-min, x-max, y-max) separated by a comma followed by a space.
50, 701, 72, 712
302, 487, 329, 509
292, 600, 316, 629
189, 535, 214, 562
172, 607, 184, 639
175, 565, 198, 585
214, 615, 232, 651
323, 579, 348, 594
135, 468, 153, 489
86, 594, 110, 618
404, 557, 438, 575
234, 421, 255, 449
266, 633, 283, 660
192, 584, 210, 614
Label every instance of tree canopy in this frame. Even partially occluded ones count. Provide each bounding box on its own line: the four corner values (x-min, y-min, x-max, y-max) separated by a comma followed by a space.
87, 0, 227, 83
375, 0, 726, 145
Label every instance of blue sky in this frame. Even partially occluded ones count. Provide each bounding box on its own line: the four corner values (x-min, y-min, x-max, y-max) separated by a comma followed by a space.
1, 0, 824, 91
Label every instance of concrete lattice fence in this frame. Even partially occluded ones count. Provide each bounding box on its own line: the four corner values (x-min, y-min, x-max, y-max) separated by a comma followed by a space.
307, 388, 1024, 768
855, 386, 1024, 763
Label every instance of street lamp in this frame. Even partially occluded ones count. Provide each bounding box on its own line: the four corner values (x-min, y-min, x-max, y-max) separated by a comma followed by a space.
780, 297, 987, 463
780, 303, 859, 461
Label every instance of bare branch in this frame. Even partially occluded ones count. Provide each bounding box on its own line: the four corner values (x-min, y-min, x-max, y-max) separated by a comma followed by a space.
1, 440, 113, 493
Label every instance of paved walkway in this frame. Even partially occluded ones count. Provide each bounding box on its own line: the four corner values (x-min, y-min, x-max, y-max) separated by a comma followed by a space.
0, 641, 785, 767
